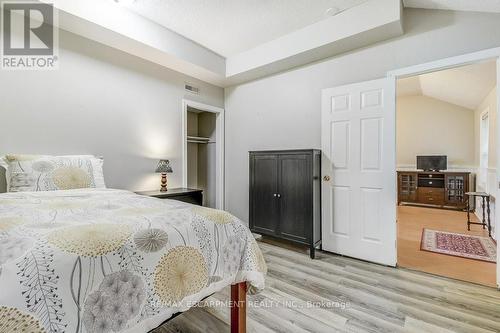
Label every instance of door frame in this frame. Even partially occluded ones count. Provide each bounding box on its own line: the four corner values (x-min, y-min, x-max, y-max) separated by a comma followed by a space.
181, 99, 225, 210
387, 46, 500, 287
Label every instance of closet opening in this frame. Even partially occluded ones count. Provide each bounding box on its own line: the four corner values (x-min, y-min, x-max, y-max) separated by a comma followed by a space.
182, 100, 225, 210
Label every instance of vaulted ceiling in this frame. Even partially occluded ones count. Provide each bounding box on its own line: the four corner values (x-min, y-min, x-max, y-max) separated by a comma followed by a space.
397, 60, 497, 110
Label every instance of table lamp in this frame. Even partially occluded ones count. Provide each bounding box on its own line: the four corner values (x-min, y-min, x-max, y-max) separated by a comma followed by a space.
155, 159, 173, 191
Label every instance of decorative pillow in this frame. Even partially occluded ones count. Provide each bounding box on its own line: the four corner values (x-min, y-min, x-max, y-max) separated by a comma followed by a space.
0, 155, 106, 192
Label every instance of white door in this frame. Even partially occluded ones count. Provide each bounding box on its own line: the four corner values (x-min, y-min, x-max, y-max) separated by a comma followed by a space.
321, 78, 397, 266
496, 57, 500, 288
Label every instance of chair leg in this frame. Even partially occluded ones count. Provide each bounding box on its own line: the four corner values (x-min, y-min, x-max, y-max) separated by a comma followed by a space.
467, 198, 471, 231
487, 197, 492, 237
231, 282, 247, 333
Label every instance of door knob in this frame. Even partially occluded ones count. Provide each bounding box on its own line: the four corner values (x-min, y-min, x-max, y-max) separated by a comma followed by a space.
323, 175, 331, 181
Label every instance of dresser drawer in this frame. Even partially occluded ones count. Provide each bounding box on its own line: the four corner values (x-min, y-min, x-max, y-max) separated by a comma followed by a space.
418, 188, 445, 205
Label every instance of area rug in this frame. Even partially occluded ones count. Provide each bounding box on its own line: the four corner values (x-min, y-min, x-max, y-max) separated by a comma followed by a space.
420, 229, 496, 263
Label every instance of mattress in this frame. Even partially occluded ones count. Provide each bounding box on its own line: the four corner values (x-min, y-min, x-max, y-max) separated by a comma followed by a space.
0, 188, 266, 333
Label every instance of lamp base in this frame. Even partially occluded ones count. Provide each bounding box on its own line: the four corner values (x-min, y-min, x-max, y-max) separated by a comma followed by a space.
160, 173, 168, 192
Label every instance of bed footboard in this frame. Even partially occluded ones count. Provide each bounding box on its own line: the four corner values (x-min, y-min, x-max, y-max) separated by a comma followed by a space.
231, 282, 247, 333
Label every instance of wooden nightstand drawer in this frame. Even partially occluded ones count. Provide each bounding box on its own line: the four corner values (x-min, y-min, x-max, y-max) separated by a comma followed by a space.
136, 188, 203, 206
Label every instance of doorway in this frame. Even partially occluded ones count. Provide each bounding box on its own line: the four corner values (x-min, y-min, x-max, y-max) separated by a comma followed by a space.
391, 56, 499, 288
321, 47, 500, 288
182, 99, 224, 209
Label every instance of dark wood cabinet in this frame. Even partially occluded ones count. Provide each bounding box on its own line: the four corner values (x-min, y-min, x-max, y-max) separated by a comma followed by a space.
136, 188, 203, 206
250, 154, 279, 235
397, 171, 470, 210
445, 174, 468, 206
249, 150, 321, 258
398, 172, 417, 204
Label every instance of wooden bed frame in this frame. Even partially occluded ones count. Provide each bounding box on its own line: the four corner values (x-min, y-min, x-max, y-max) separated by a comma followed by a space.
231, 282, 247, 333
150, 282, 247, 333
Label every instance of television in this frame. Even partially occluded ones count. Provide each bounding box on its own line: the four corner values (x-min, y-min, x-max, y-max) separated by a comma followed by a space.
416, 155, 447, 172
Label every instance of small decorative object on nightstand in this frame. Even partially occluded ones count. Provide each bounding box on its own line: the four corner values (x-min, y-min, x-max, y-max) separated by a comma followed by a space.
155, 159, 173, 192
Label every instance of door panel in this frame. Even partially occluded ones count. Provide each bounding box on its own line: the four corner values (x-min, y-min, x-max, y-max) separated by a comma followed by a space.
331, 121, 350, 170
360, 118, 382, 171
361, 187, 382, 242
278, 154, 310, 242
496, 57, 500, 288
331, 186, 350, 236
321, 78, 396, 266
250, 155, 278, 235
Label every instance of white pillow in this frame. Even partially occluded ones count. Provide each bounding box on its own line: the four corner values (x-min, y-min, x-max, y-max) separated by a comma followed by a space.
0, 154, 106, 192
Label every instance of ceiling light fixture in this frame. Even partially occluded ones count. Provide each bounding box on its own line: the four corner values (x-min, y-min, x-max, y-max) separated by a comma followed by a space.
325, 1, 371, 17
325, 7, 341, 16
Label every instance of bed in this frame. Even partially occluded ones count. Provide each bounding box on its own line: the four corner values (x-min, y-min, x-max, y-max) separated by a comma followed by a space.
0, 155, 266, 333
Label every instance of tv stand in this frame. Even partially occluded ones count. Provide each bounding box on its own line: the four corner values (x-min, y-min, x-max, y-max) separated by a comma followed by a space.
397, 171, 470, 210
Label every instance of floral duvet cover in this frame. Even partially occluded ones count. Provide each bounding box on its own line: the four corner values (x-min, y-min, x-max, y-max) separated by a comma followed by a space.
0, 188, 266, 333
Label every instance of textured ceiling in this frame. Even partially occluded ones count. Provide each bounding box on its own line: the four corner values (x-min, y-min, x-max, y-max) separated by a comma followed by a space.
121, 0, 367, 57
403, 0, 500, 13
397, 60, 497, 110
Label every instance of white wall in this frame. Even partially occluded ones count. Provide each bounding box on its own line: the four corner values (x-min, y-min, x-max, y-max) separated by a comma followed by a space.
224, 8, 500, 223
474, 87, 498, 239
474, 87, 498, 169
0, 29, 224, 192
397, 95, 475, 168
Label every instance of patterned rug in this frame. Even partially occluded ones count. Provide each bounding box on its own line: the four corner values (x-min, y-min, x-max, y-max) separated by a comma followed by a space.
421, 229, 496, 263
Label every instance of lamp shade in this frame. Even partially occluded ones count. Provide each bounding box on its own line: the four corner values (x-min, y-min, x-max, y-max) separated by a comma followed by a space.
155, 159, 173, 173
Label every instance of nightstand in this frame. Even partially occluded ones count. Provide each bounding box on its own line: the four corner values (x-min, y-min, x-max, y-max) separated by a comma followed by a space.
136, 188, 203, 206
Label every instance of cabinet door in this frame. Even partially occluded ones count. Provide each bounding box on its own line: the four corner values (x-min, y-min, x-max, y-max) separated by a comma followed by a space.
445, 174, 467, 206
398, 173, 417, 203
278, 154, 311, 243
250, 154, 279, 235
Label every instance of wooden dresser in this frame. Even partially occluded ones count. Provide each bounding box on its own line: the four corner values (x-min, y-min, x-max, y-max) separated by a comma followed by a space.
397, 171, 471, 210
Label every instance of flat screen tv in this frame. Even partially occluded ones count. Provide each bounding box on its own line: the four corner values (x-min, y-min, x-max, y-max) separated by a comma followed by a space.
416, 155, 447, 172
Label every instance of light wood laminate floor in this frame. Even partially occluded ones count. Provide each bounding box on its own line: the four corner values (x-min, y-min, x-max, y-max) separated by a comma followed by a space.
155, 240, 500, 333
397, 205, 496, 287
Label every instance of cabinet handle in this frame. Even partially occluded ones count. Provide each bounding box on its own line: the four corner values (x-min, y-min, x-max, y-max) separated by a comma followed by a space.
273, 193, 277, 197
277, 194, 281, 198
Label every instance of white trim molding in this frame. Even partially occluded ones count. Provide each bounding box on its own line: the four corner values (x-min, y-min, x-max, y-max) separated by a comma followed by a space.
388, 47, 500, 79
396, 165, 477, 173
